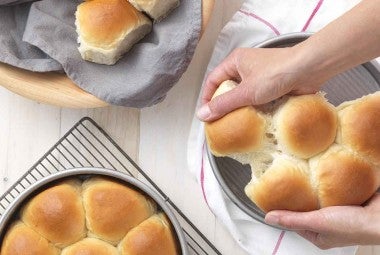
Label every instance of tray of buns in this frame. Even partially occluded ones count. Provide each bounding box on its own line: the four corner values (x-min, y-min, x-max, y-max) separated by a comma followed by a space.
206, 33, 380, 226
0, 117, 221, 255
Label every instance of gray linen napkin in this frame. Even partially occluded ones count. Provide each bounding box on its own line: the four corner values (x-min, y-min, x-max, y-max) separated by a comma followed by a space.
0, 2, 62, 72
0, 0, 201, 107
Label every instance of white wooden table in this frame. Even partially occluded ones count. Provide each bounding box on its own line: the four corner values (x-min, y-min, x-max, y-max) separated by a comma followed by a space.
0, 1, 378, 254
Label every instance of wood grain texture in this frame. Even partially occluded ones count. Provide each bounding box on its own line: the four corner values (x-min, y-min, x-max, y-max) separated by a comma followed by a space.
0, 63, 108, 108
202, 0, 215, 35
0, 86, 139, 194
0, 0, 214, 109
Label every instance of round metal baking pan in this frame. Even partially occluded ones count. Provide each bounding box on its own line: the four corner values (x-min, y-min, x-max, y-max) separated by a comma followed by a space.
0, 168, 189, 254
207, 32, 380, 227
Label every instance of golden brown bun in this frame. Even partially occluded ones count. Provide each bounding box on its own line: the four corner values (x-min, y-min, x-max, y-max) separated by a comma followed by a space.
205, 80, 380, 212
0, 222, 59, 255
245, 157, 319, 213
83, 177, 156, 244
21, 180, 86, 248
118, 213, 177, 255
337, 92, 380, 166
75, 0, 152, 65
205, 81, 266, 156
205, 107, 266, 156
274, 94, 337, 159
61, 238, 118, 255
310, 145, 378, 208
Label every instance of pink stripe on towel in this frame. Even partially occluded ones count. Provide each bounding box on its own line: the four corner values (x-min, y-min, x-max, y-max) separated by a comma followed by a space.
239, 9, 281, 36
301, 0, 324, 31
272, 231, 286, 255
200, 142, 210, 207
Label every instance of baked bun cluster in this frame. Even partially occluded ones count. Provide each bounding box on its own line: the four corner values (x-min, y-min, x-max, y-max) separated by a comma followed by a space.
75, 0, 179, 65
0, 177, 179, 255
205, 80, 380, 213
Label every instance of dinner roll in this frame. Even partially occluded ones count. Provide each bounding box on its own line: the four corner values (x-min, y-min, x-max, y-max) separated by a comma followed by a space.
274, 94, 337, 159
205, 80, 266, 157
61, 238, 118, 255
21, 180, 86, 248
83, 177, 156, 244
128, 0, 179, 21
0, 222, 59, 255
337, 91, 380, 166
245, 156, 318, 213
75, 0, 152, 65
118, 213, 178, 255
310, 145, 379, 208
205, 79, 380, 213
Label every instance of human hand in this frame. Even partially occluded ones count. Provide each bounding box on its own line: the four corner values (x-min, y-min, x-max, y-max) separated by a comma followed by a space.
196, 47, 326, 122
196, 0, 380, 122
265, 193, 380, 249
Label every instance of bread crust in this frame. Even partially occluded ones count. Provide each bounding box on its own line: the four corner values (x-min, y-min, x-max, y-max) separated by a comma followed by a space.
61, 238, 119, 255
83, 177, 156, 244
274, 94, 337, 159
1, 222, 60, 255
21, 180, 86, 248
338, 92, 380, 166
205, 106, 266, 156
118, 213, 178, 255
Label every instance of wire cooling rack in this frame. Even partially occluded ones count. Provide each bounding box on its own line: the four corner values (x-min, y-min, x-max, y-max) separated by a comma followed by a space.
0, 117, 221, 255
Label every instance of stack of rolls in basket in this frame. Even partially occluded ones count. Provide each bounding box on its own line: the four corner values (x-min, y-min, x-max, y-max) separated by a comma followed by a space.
205, 80, 380, 213
0, 177, 179, 255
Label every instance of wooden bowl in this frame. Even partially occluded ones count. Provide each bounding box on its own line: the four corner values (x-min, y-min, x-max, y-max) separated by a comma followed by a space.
0, 0, 215, 108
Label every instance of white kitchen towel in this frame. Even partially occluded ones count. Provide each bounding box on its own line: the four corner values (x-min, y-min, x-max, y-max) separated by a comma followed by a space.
187, 0, 380, 254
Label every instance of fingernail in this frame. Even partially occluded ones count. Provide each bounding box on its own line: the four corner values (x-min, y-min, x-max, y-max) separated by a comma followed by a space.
265, 213, 280, 225
197, 105, 211, 121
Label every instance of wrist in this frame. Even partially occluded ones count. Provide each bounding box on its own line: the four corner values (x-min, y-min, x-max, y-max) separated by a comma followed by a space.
288, 39, 341, 91
368, 211, 380, 245
278, 41, 329, 93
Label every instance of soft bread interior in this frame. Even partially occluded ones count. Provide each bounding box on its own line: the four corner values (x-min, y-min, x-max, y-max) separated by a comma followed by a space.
205, 81, 337, 177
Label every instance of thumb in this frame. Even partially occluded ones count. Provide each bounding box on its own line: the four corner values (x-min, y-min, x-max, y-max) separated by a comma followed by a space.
265, 210, 329, 232
196, 85, 252, 122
